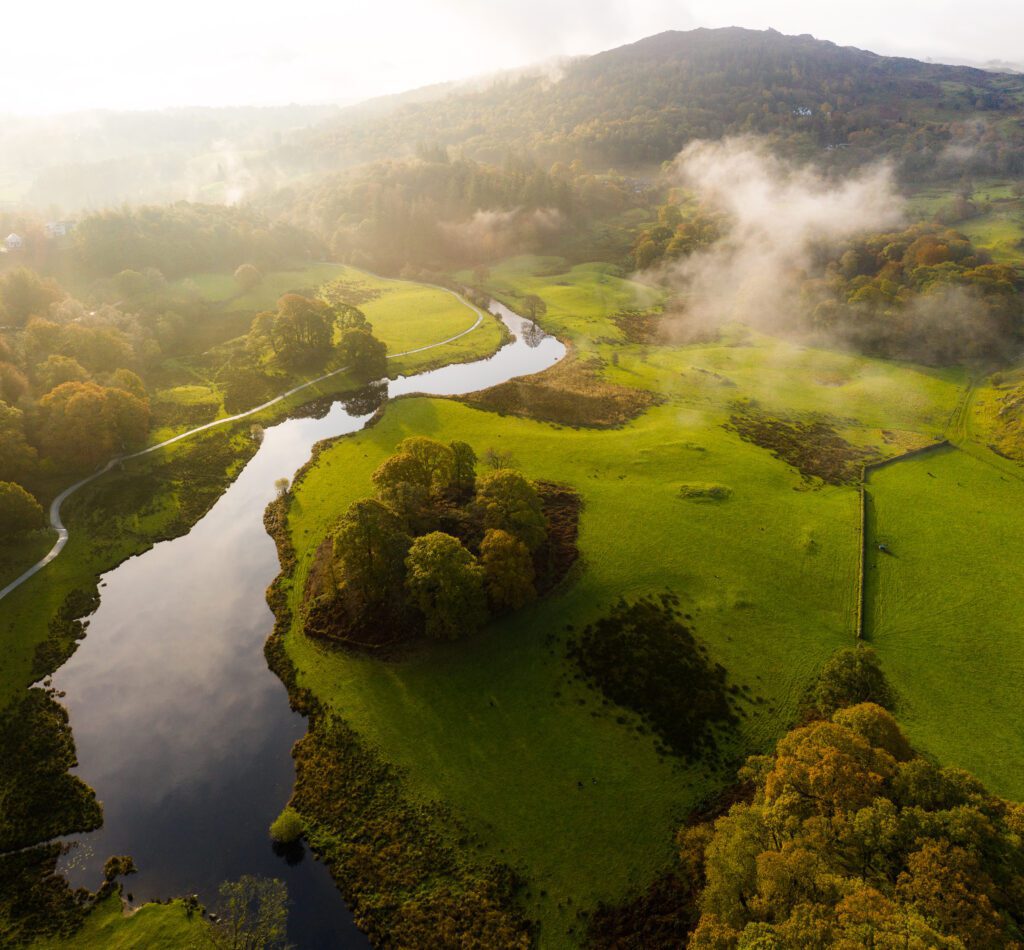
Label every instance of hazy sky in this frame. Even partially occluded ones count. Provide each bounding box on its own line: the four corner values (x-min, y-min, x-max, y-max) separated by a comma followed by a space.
5, 0, 1023, 114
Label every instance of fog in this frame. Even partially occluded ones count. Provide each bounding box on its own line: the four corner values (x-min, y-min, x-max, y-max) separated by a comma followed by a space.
656, 137, 905, 337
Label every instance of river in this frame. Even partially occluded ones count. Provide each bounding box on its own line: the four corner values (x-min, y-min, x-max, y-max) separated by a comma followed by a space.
50, 301, 565, 947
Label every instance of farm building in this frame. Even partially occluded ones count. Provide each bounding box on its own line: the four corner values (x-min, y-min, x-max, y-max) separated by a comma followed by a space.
5, 233, 23, 250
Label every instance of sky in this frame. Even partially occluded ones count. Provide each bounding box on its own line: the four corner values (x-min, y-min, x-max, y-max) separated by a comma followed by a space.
4, 0, 1024, 115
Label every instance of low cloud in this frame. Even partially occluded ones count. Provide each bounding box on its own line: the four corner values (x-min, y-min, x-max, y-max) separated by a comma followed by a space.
656, 136, 905, 336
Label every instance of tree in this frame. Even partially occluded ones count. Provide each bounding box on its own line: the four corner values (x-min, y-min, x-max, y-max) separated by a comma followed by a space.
404, 532, 486, 640
687, 703, 1024, 948
338, 327, 387, 381
520, 294, 547, 320
333, 498, 411, 606
449, 441, 477, 497
37, 381, 150, 469
200, 876, 291, 950
479, 529, 535, 609
812, 645, 894, 715
396, 437, 454, 493
269, 295, 332, 366
35, 355, 90, 392
371, 453, 431, 525
332, 303, 370, 332
0, 268, 63, 326
234, 263, 263, 292
0, 403, 37, 483
0, 481, 45, 536
0, 362, 28, 403
268, 808, 304, 845
473, 469, 547, 550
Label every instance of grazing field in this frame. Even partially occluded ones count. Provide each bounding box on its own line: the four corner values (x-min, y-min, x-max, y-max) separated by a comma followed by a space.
863, 443, 1024, 800
278, 256, 971, 944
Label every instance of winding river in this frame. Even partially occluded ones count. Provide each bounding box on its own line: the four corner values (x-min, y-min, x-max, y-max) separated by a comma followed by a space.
49, 301, 564, 948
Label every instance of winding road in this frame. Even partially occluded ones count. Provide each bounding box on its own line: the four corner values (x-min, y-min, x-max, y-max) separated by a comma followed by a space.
0, 284, 487, 603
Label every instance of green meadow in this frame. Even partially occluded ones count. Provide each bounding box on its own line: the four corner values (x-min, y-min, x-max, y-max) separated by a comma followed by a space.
280, 256, 971, 944
864, 439, 1024, 801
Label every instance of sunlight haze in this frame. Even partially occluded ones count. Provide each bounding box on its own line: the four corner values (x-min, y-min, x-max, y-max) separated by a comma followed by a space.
5, 0, 1024, 114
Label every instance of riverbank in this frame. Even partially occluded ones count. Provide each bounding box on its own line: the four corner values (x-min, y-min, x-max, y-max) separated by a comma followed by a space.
0, 272, 506, 947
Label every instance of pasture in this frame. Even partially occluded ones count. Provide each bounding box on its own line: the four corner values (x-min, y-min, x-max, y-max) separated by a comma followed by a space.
279, 256, 972, 943
864, 443, 1024, 800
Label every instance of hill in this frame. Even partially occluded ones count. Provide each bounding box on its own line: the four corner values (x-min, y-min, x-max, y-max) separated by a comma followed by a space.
304, 27, 1024, 176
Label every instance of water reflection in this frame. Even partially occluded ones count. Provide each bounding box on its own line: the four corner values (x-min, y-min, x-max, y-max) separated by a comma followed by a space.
51, 303, 563, 948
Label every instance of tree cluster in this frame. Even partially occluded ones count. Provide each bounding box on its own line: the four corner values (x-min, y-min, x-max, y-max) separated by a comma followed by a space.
805, 223, 1024, 364
685, 698, 1024, 947
310, 438, 553, 646
72, 202, 320, 279
247, 293, 387, 375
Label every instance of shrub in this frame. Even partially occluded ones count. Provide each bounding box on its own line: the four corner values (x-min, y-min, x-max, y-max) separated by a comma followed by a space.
269, 807, 305, 844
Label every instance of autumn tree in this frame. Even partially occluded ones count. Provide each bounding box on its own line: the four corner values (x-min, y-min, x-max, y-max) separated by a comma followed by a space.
332, 498, 411, 606
404, 532, 486, 639
35, 355, 90, 392
479, 529, 535, 609
687, 703, 1024, 948
0, 268, 63, 326
0, 403, 37, 483
473, 469, 547, 550
0, 481, 45, 536
338, 327, 387, 381
36, 381, 150, 469
0, 361, 28, 403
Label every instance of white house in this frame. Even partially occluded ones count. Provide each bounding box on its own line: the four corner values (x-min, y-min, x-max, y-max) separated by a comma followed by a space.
5, 233, 23, 250
45, 220, 75, 238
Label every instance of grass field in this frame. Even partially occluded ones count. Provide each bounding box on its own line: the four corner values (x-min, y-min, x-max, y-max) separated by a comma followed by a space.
958, 211, 1024, 264
863, 444, 1024, 799
279, 256, 970, 944
30, 893, 203, 950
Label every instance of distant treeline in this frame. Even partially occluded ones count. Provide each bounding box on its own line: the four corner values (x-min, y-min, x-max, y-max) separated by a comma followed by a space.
264, 153, 648, 271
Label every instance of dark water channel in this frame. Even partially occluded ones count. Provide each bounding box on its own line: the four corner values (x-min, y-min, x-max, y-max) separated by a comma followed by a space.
50, 303, 564, 947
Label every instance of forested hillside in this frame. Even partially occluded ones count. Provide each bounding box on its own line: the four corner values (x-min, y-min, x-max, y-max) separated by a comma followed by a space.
305, 28, 1024, 177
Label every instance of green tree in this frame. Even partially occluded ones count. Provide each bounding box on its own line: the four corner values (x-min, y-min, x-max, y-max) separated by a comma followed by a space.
0, 481, 45, 536
270, 294, 332, 366
333, 498, 411, 606
234, 263, 263, 292
520, 294, 547, 320
338, 327, 387, 381
812, 645, 894, 715
479, 529, 535, 609
371, 453, 431, 525
474, 469, 547, 550
199, 876, 291, 950
396, 437, 454, 493
405, 532, 487, 640
449, 440, 477, 497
